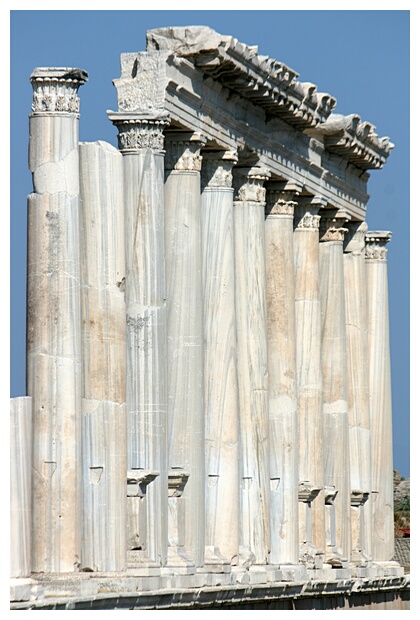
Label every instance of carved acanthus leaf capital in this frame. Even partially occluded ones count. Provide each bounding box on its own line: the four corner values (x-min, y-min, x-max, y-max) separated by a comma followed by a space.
233, 166, 271, 203
109, 114, 170, 152
319, 209, 350, 242
30, 67, 88, 116
165, 132, 207, 171
201, 150, 238, 189
265, 184, 300, 217
365, 230, 392, 261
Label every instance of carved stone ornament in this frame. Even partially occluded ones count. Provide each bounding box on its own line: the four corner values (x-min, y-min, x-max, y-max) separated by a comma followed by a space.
365, 230, 392, 261
294, 210, 321, 229
265, 188, 297, 217
165, 133, 207, 171
30, 67, 88, 116
168, 470, 190, 498
233, 167, 271, 203
201, 151, 238, 189
319, 210, 350, 242
350, 489, 369, 507
344, 221, 368, 254
111, 116, 169, 152
298, 482, 321, 504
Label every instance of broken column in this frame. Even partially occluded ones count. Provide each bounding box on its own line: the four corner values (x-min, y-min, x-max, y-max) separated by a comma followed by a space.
27, 67, 87, 573
79, 141, 127, 571
164, 132, 206, 569
201, 151, 239, 567
233, 166, 271, 567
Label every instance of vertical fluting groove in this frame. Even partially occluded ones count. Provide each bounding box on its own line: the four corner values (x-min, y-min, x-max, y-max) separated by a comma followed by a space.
79, 141, 127, 571
27, 68, 87, 572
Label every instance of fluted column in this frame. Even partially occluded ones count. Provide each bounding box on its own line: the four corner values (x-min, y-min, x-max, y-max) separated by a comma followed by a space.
319, 209, 351, 565
10, 397, 32, 577
365, 231, 395, 563
265, 182, 300, 566
79, 141, 127, 571
109, 112, 170, 566
293, 197, 325, 567
343, 221, 372, 567
27, 67, 87, 573
164, 132, 206, 568
234, 166, 271, 566
201, 151, 239, 566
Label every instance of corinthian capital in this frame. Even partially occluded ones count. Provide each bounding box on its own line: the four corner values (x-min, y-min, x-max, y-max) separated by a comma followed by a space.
344, 221, 368, 254
365, 230, 392, 261
201, 150, 238, 190
265, 181, 302, 217
164, 132, 207, 171
30, 67, 88, 116
108, 112, 170, 153
233, 166, 271, 203
319, 209, 350, 242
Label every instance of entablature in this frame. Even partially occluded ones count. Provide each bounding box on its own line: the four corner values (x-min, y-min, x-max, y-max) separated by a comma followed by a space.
109, 26, 393, 221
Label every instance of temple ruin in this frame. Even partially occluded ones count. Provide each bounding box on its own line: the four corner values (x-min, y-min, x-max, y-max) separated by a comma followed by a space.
10, 26, 410, 609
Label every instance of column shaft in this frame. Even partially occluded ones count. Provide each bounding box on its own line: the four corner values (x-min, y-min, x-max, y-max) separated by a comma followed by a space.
27, 68, 87, 572
201, 152, 239, 565
294, 202, 325, 557
319, 212, 351, 564
234, 167, 271, 565
366, 231, 394, 562
265, 186, 299, 565
343, 221, 372, 564
79, 141, 127, 571
109, 114, 169, 566
165, 132, 206, 568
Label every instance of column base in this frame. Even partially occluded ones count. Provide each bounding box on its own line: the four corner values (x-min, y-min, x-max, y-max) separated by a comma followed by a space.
10, 578, 44, 603
372, 561, 405, 577
299, 542, 325, 569
203, 546, 231, 573
164, 547, 195, 574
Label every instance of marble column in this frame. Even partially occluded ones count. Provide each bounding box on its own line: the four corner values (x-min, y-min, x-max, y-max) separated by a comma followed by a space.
27, 67, 87, 573
10, 397, 32, 577
319, 209, 351, 566
365, 231, 395, 563
343, 221, 372, 566
201, 151, 239, 566
233, 166, 271, 566
265, 182, 300, 566
109, 112, 170, 566
79, 141, 127, 571
293, 197, 325, 566
164, 132, 206, 568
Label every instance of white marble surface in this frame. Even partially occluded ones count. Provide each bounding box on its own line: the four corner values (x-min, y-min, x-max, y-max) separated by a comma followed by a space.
233, 169, 270, 566
366, 232, 394, 562
319, 232, 351, 564
201, 163, 239, 565
10, 397, 32, 578
27, 105, 83, 572
293, 203, 325, 555
79, 141, 127, 571
122, 144, 168, 566
165, 134, 206, 568
265, 195, 299, 565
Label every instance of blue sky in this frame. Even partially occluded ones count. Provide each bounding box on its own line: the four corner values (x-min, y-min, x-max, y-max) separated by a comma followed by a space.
9, 10, 410, 476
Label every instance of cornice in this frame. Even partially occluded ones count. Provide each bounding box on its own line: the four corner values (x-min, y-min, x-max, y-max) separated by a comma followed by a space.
313, 113, 394, 170
146, 26, 336, 130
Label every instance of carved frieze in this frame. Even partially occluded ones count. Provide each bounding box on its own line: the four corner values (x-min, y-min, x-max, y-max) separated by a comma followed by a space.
365, 231, 392, 261
233, 167, 271, 203
30, 67, 88, 116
